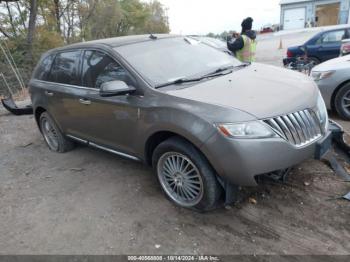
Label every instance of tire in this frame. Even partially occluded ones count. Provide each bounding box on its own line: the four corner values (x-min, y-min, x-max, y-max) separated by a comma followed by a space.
335, 83, 350, 120
308, 57, 320, 66
39, 112, 75, 153
152, 137, 222, 211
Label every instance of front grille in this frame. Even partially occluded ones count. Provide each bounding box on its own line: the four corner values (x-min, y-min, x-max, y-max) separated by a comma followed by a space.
264, 109, 322, 147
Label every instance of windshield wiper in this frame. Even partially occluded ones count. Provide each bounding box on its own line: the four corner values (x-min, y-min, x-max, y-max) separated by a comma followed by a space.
234, 62, 251, 68
155, 65, 235, 89
155, 77, 203, 89
201, 65, 234, 78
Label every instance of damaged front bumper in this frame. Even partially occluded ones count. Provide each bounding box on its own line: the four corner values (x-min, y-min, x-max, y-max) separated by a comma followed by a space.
202, 121, 338, 187
1, 96, 33, 115
314, 129, 332, 160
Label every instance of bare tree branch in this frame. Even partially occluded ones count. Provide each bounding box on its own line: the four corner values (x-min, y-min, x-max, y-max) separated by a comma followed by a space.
15, 1, 27, 30
5, 2, 17, 37
0, 27, 10, 38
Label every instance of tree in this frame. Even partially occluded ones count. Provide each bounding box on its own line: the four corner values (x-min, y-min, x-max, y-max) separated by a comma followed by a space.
26, 0, 38, 62
0, 0, 170, 95
142, 0, 169, 34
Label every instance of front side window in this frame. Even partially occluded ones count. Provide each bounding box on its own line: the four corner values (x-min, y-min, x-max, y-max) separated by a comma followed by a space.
82, 50, 133, 89
34, 54, 55, 81
49, 50, 81, 85
320, 30, 346, 44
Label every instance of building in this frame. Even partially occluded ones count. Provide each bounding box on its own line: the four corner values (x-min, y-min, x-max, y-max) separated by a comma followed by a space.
280, 0, 350, 30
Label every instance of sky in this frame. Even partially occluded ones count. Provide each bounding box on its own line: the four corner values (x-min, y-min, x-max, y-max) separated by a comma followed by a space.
154, 0, 281, 35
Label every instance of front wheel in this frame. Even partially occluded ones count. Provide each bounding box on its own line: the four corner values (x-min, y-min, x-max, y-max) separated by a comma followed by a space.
152, 137, 222, 211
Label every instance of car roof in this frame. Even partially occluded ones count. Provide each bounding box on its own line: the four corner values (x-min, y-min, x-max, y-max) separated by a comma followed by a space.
305, 26, 350, 44
318, 25, 350, 34
50, 34, 180, 53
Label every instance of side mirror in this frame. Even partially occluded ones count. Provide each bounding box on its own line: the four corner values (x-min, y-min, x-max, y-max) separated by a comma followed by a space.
100, 80, 136, 97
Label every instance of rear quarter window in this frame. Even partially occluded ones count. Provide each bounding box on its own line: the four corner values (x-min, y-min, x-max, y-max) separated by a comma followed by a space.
48, 50, 81, 86
33, 54, 55, 81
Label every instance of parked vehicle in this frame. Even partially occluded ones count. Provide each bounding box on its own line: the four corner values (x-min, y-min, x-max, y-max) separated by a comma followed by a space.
340, 39, 350, 56
285, 46, 315, 75
312, 55, 350, 120
283, 26, 350, 66
30, 34, 330, 211
260, 25, 273, 34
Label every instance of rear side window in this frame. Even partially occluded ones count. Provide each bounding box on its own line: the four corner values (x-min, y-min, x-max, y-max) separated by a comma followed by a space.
319, 30, 346, 44
81, 50, 133, 89
34, 54, 55, 81
49, 50, 81, 85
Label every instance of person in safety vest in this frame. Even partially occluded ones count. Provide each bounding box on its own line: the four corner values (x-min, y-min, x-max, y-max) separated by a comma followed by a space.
227, 17, 257, 63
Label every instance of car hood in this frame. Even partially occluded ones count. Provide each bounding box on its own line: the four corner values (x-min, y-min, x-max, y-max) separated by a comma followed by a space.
166, 63, 319, 119
312, 55, 350, 71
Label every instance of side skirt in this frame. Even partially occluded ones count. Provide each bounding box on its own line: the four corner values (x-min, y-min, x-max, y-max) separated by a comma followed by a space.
66, 134, 140, 162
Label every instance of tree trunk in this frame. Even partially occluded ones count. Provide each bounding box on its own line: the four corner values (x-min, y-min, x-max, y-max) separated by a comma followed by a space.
26, 0, 38, 64
53, 0, 61, 33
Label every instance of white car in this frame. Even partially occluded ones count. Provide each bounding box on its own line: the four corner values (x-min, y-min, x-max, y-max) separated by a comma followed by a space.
312, 55, 350, 120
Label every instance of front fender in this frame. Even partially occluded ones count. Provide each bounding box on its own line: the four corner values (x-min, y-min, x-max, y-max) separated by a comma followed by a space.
134, 106, 217, 161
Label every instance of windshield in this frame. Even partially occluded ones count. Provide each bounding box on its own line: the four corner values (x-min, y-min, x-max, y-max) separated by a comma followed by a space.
192, 36, 227, 49
116, 37, 241, 86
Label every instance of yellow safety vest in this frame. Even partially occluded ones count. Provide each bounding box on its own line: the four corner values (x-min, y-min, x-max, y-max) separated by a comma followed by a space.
236, 35, 257, 63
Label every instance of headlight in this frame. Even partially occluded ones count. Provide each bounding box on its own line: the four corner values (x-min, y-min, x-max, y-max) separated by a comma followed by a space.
316, 92, 328, 132
311, 71, 335, 81
217, 121, 277, 139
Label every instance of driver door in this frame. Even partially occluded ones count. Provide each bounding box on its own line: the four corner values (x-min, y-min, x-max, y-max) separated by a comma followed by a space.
72, 50, 141, 155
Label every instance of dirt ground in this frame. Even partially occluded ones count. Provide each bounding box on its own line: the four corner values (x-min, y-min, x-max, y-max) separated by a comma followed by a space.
0, 33, 350, 255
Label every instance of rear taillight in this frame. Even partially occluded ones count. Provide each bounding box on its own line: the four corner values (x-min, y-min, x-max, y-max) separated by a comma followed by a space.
287, 50, 293, 58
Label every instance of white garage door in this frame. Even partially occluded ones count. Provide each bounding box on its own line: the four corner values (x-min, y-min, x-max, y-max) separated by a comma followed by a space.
283, 8, 306, 30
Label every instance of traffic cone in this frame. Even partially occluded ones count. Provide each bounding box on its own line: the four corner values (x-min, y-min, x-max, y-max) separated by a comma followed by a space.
278, 38, 283, 49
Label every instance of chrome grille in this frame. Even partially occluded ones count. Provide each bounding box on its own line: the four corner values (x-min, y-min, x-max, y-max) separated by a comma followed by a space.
264, 109, 322, 147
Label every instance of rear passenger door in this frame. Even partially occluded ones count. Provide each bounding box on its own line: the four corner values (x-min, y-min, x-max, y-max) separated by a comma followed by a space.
317, 29, 346, 61
30, 53, 56, 108
45, 50, 84, 133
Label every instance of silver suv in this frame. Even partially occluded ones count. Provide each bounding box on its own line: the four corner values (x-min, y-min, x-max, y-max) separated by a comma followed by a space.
29, 35, 330, 211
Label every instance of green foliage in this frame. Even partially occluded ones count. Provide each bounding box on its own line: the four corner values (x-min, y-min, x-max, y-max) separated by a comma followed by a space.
0, 0, 170, 94
85, 0, 169, 39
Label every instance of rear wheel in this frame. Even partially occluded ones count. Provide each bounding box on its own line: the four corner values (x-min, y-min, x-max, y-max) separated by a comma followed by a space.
39, 112, 75, 152
152, 137, 222, 211
335, 83, 350, 120
308, 57, 320, 66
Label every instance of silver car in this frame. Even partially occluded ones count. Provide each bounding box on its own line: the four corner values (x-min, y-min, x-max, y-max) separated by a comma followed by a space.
312, 55, 350, 120
30, 34, 330, 211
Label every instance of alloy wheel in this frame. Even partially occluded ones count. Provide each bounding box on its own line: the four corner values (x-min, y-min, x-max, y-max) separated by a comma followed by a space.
341, 89, 350, 116
157, 152, 204, 207
41, 118, 59, 151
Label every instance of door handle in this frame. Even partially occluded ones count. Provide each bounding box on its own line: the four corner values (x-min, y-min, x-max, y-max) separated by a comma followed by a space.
79, 98, 91, 105
45, 91, 54, 96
